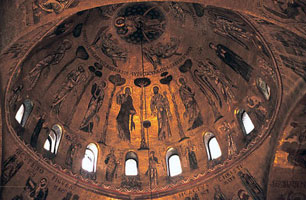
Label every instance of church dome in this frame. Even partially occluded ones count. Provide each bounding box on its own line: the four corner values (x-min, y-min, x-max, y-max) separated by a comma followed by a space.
2, 1, 288, 199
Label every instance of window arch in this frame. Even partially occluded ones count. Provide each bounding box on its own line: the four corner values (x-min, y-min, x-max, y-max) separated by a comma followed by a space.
43, 124, 62, 154
81, 143, 98, 173
125, 152, 138, 176
166, 148, 182, 177
15, 99, 33, 127
204, 132, 222, 160
236, 109, 255, 135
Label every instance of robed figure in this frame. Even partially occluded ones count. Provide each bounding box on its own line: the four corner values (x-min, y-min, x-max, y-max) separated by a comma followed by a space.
209, 42, 253, 82
105, 149, 118, 182
178, 78, 203, 131
26, 39, 72, 91
116, 87, 136, 141
150, 86, 172, 140
80, 82, 105, 133
145, 151, 159, 186
52, 65, 86, 114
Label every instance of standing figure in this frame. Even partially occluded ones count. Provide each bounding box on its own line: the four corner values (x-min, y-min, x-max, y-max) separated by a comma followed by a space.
185, 141, 198, 170
150, 86, 172, 140
52, 65, 86, 114
105, 149, 119, 182
116, 87, 136, 141
65, 143, 77, 169
178, 77, 203, 131
145, 151, 159, 186
26, 39, 72, 91
80, 81, 106, 133
220, 121, 238, 160
30, 115, 46, 149
198, 59, 235, 105
209, 42, 253, 82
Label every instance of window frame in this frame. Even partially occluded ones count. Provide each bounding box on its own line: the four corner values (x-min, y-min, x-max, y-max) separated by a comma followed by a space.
166, 148, 182, 177
124, 152, 138, 176
236, 109, 255, 136
203, 132, 222, 161
81, 143, 98, 173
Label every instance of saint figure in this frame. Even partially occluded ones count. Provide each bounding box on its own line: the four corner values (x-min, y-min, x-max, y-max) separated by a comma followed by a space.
26, 39, 72, 91
105, 149, 119, 182
52, 65, 86, 114
116, 87, 136, 141
150, 86, 172, 140
178, 78, 203, 131
145, 151, 159, 186
209, 42, 253, 82
80, 82, 105, 133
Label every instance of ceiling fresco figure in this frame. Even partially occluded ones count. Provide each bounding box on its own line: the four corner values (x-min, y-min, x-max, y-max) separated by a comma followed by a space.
184, 141, 198, 170
145, 151, 159, 187
116, 87, 136, 142
12, 177, 49, 200
65, 143, 78, 169
150, 86, 172, 141
220, 121, 238, 160
92, 31, 127, 67
180, 59, 223, 122
51, 65, 86, 114
79, 81, 106, 133
208, 15, 254, 50
143, 38, 181, 70
46, 46, 89, 91
263, 0, 306, 20
209, 42, 253, 82
114, 3, 166, 44
105, 148, 119, 182
178, 77, 203, 131
26, 39, 72, 91
198, 59, 236, 106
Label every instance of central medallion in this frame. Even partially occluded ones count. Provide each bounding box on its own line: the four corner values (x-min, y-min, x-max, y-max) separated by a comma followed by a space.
114, 3, 166, 44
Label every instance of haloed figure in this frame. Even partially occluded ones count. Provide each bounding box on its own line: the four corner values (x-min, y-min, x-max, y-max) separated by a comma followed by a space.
52, 65, 86, 114
178, 77, 203, 131
80, 81, 106, 133
145, 151, 159, 186
116, 87, 136, 141
150, 86, 172, 140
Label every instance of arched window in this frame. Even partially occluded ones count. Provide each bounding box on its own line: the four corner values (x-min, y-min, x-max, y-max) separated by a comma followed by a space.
242, 111, 255, 134
15, 99, 33, 127
125, 152, 138, 176
81, 143, 98, 173
236, 109, 255, 135
204, 132, 222, 160
43, 124, 62, 154
15, 104, 24, 124
166, 148, 182, 177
